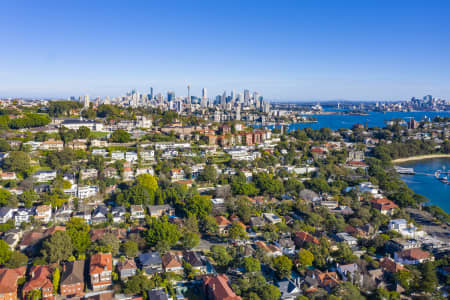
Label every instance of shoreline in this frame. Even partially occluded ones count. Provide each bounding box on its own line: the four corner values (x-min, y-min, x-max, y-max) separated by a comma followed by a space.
392, 154, 450, 164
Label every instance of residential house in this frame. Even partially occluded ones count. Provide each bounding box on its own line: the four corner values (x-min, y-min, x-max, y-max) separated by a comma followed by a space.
39, 139, 64, 151
122, 167, 134, 181
130, 205, 145, 220
216, 216, 232, 235
111, 151, 125, 160
139, 252, 163, 276
337, 263, 359, 282
89, 253, 113, 291
111, 206, 126, 223
147, 288, 169, 300
336, 232, 358, 248
255, 241, 282, 257
293, 232, 320, 248
2, 229, 22, 249
275, 237, 296, 256
277, 278, 302, 300
60, 260, 85, 298
202, 274, 242, 300
371, 198, 398, 216
117, 259, 137, 280
92, 148, 108, 157
0, 207, 15, 224
161, 252, 183, 274
14, 208, 33, 226
140, 150, 155, 161
18, 231, 44, 251
33, 170, 57, 182
77, 185, 98, 199
183, 251, 206, 273
34, 205, 52, 223
91, 205, 108, 224
0, 172, 16, 181
394, 248, 433, 265
0, 267, 26, 300
81, 168, 98, 180
148, 205, 174, 218
262, 213, 282, 224
22, 265, 54, 300
380, 257, 405, 273
171, 169, 185, 181
125, 152, 138, 163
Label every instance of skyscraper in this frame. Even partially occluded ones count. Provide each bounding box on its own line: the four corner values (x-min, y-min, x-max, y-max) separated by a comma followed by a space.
244, 89, 250, 102
149, 87, 153, 100
83, 94, 89, 108
202, 88, 207, 98
167, 91, 175, 101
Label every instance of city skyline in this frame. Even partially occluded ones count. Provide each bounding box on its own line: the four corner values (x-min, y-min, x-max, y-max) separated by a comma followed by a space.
1, 1, 450, 100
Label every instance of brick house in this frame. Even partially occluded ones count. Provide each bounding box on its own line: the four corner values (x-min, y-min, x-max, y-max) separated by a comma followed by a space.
60, 260, 85, 297
89, 253, 113, 291
0, 267, 26, 300
22, 265, 54, 300
202, 274, 242, 300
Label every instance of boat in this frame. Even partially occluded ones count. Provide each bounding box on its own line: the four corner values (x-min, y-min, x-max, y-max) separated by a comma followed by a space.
434, 167, 450, 185
394, 166, 415, 175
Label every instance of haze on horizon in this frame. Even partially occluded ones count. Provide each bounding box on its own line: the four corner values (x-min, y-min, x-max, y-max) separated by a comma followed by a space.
1, 0, 450, 101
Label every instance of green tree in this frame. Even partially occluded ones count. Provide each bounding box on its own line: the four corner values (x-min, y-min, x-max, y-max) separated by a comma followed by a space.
182, 232, 200, 249
123, 274, 154, 295
0, 139, 10, 152
145, 217, 180, 247
19, 189, 39, 208
2, 151, 30, 172
52, 268, 60, 294
26, 289, 42, 300
66, 217, 91, 255
199, 165, 217, 183
202, 215, 218, 234
183, 194, 212, 220
76, 126, 91, 138
260, 284, 281, 300
121, 241, 139, 258
297, 248, 314, 268
6, 251, 28, 268
0, 240, 12, 264
111, 129, 131, 143
228, 222, 247, 240
210, 245, 232, 268
41, 231, 73, 263
273, 255, 292, 279
0, 189, 13, 207
97, 233, 120, 256
243, 257, 261, 273
420, 262, 438, 293
136, 174, 158, 194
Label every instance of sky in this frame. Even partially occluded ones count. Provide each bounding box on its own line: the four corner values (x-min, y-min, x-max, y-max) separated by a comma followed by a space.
1, 0, 450, 101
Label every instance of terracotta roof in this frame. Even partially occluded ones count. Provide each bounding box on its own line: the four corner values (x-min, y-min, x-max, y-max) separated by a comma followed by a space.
162, 253, 183, 269
19, 231, 45, 247
22, 265, 53, 295
203, 274, 242, 300
90, 253, 113, 274
44, 226, 65, 236
397, 248, 431, 261
371, 198, 398, 210
0, 267, 26, 294
216, 216, 232, 227
117, 259, 137, 271
294, 231, 320, 245
380, 257, 404, 273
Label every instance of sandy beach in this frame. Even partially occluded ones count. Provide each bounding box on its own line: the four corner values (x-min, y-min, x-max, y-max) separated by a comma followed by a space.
392, 154, 450, 163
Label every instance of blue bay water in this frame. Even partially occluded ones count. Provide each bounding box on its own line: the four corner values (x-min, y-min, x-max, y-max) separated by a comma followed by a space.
257, 110, 450, 212
398, 158, 450, 213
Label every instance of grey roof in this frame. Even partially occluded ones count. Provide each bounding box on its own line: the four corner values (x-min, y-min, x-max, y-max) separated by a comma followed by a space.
183, 251, 203, 267
147, 288, 169, 300
0, 206, 13, 217
139, 252, 162, 266
61, 260, 85, 285
277, 278, 301, 298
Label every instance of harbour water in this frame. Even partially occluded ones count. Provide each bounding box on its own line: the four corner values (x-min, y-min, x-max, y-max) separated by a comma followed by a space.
261, 111, 450, 131
397, 158, 450, 212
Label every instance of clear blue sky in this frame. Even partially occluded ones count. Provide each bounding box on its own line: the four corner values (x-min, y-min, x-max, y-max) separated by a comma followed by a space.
1, 0, 450, 101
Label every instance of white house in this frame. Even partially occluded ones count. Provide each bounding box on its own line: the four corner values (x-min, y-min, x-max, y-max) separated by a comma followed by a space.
80, 168, 98, 180
0, 207, 16, 223
139, 150, 155, 161
77, 185, 98, 199
33, 170, 57, 182
14, 208, 33, 226
111, 151, 125, 160
34, 205, 52, 223
130, 205, 145, 220
125, 152, 138, 163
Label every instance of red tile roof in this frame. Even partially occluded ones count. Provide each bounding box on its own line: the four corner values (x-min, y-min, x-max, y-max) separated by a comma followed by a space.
90, 253, 113, 274
0, 267, 26, 294
203, 274, 242, 300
